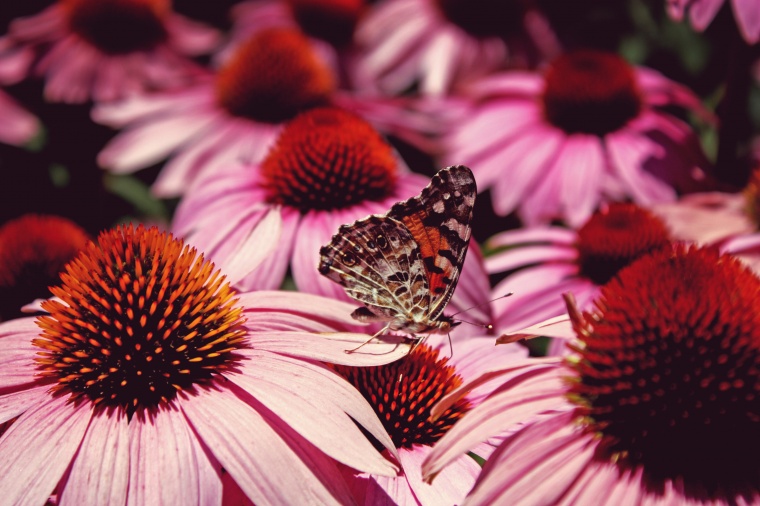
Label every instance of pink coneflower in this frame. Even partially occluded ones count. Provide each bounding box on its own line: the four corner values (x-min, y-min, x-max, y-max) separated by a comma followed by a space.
352, 0, 559, 96
0, 90, 40, 146
487, 203, 672, 339
0, 224, 416, 504
442, 49, 711, 226
0, 214, 90, 320
424, 244, 760, 505
95, 26, 431, 197
0, 0, 219, 103
336, 335, 528, 505
668, 0, 760, 44
173, 107, 493, 329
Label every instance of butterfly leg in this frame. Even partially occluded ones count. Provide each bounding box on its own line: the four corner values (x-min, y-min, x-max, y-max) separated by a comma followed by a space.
345, 323, 392, 353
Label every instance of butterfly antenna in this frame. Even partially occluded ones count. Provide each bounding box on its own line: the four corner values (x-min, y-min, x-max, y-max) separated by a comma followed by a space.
448, 292, 513, 318
345, 324, 391, 353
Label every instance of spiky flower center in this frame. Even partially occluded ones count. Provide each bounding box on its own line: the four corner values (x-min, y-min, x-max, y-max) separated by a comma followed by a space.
541, 50, 643, 136
260, 107, 397, 211
0, 214, 89, 321
34, 225, 247, 415
568, 245, 760, 492
62, 0, 168, 54
575, 203, 671, 285
286, 0, 365, 47
434, 0, 525, 38
215, 28, 335, 124
334, 344, 471, 449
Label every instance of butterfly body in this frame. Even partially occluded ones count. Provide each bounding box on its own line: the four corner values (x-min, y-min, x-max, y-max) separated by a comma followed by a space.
318, 165, 476, 340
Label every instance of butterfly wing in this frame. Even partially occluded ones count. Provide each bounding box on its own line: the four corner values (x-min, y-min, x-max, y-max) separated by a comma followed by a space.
386, 165, 476, 320
319, 215, 429, 323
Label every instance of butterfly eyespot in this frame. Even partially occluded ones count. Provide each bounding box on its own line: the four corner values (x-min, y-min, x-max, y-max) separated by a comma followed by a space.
366, 240, 376, 250
376, 235, 389, 250
342, 252, 356, 266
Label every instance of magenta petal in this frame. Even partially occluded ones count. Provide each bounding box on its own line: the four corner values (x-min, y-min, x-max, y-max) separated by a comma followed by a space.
0, 90, 39, 146
127, 406, 222, 505
182, 387, 355, 505
689, 0, 723, 30
466, 412, 594, 505
222, 208, 283, 287
0, 395, 92, 505
485, 244, 576, 274
399, 446, 479, 506
58, 409, 130, 506
487, 227, 576, 249
733, 0, 760, 43
232, 351, 398, 473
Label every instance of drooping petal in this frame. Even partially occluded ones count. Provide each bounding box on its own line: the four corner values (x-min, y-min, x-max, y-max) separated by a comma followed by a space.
400, 446, 480, 506
182, 386, 355, 506
0, 318, 40, 389
59, 409, 130, 506
0, 385, 49, 423
0, 395, 92, 505
232, 351, 399, 474
127, 406, 222, 506
732, 0, 760, 43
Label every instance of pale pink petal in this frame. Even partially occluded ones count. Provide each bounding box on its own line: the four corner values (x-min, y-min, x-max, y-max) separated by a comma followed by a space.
127, 406, 222, 506
559, 460, 644, 506
466, 412, 594, 506
732, 0, 760, 42
557, 134, 606, 226
463, 72, 544, 99
92, 85, 214, 127
0, 318, 40, 389
221, 207, 283, 287
423, 365, 570, 480
400, 445, 479, 506
247, 330, 412, 366
0, 90, 39, 146
237, 290, 364, 330
59, 410, 130, 506
487, 227, 576, 249
492, 127, 565, 216
447, 242, 493, 327
235, 207, 300, 291
348, 470, 417, 505
0, 395, 92, 505
182, 387, 355, 505
0, 384, 49, 423
232, 350, 399, 473
493, 276, 585, 333
97, 110, 223, 173
485, 244, 577, 274
419, 28, 461, 96
497, 314, 574, 343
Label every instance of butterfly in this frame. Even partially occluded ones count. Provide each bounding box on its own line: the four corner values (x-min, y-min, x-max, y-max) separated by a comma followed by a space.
318, 165, 476, 350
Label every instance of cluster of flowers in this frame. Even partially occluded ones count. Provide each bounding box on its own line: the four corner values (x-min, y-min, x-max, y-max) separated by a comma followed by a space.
1, 0, 759, 504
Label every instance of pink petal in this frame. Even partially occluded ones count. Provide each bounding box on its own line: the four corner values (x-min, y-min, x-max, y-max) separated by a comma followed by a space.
492, 127, 565, 216
732, 0, 760, 43
463, 72, 544, 99
557, 134, 606, 227
689, 0, 724, 30
447, 242, 493, 327
497, 314, 574, 343
400, 446, 479, 506
222, 207, 283, 287
246, 330, 412, 366
237, 290, 365, 330
466, 412, 594, 505
165, 14, 221, 54
559, 460, 643, 506
0, 384, 49, 423
97, 109, 223, 173
0, 395, 92, 505
231, 350, 399, 473
0, 90, 39, 146
423, 365, 570, 480
92, 85, 214, 127
127, 406, 222, 505
419, 28, 460, 96
0, 318, 40, 389
58, 409, 130, 506
485, 244, 576, 274
182, 386, 355, 505
487, 226, 576, 249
